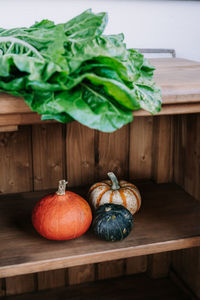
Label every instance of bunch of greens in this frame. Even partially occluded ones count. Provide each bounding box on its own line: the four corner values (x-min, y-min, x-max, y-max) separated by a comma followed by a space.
0, 9, 161, 132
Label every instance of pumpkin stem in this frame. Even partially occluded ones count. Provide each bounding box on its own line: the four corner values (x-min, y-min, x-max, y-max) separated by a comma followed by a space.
56, 180, 68, 195
107, 172, 120, 190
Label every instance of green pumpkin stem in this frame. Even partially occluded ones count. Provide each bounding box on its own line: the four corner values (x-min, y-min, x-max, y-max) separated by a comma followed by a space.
107, 172, 120, 190
56, 180, 68, 195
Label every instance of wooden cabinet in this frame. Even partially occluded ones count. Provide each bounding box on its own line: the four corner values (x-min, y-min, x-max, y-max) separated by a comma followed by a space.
0, 58, 199, 299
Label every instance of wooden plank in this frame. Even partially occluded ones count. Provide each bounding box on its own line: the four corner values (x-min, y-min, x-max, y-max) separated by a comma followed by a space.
0, 126, 32, 193
97, 125, 129, 179
147, 252, 171, 279
129, 117, 153, 275
32, 123, 65, 190
173, 115, 186, 187
0, 113, 56, 127
98, 260, 124, 280
129, 117, 153, 180
1, 103, 200, 128
173, 114, 200, 298
172, 248, 200, 298
97, 125, 129, 279
0, 126, 35, 295
126, 256, 147, 275
32, 123, 66, 291
1, 274, 190, 300
68, 265, 95, 285
184, 115, 200, 200
0, 103, 200, 129
0, 94, 30, 114
66, 122, 95, 187
66, 122, 95, 285
133, 103, 200, 117
152, 116, 173, 183
37, 270, 66, 290
150, 116, 174, 278
0, 182, 200, 278
154, 67, 200, 104
0, 126, 18, 132
5, 275, 35, 296
150, 58, 200, 68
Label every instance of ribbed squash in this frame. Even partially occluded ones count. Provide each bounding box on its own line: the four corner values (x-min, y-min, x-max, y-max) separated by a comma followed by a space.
88, 172, 141, 215
93, 203, 133, 241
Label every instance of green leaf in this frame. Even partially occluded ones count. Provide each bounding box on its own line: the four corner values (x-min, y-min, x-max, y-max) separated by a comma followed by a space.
24, 86, 133, 132
64, 9, 108, 42
0, 10, 162, 132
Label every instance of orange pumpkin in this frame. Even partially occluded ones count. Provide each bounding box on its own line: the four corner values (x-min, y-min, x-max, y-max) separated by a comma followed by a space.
88, 172, 141, 215
32, 180, 92, 240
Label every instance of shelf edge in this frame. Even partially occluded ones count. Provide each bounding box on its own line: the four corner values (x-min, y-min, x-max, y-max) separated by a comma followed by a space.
1, 236, 199, 278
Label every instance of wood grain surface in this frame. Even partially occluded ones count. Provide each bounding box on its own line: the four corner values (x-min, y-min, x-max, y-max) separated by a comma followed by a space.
173, 114, 200, 298
32, 123, 66, 291
0, 126, 32, 193
5, 275, 36, 296
0, 126, 35, 295
129, 116, 153, 180
68, 264, 95, 285
32, 124, 65, 191
0, 182, 199, 278
0, 126, 18, 132
147, 252, 171, 279
97, 125, 129, 279
152, 116, 173, 184
1, 274, 191, 300
37, 270, 66, 291
129, 117, 153, 275
98, 260, 125, 280
150, 116, 174, 278
126, 256, 147, 275
66, 122, 96, 285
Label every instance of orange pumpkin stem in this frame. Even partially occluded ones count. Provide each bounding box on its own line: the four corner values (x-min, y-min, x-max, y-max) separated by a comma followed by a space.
56, 180, 68, 195
107, 172, 120, 190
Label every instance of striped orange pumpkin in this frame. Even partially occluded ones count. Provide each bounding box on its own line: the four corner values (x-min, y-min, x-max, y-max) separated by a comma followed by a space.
88, 172, 141, 215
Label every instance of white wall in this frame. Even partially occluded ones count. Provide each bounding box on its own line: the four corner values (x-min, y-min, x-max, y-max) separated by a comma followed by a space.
0, 0, 200, 61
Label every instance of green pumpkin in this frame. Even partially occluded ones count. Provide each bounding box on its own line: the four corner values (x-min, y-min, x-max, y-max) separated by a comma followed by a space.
93, 203, 133, 242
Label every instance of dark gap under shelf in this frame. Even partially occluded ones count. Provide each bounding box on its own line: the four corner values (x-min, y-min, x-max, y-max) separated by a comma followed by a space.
1, 273, 193, 300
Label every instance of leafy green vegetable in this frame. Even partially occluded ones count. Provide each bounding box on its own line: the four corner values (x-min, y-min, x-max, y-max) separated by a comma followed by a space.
0, 9, 162, 132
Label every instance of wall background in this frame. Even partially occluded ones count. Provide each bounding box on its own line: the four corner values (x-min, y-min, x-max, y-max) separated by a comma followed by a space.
0, 0, 200, 61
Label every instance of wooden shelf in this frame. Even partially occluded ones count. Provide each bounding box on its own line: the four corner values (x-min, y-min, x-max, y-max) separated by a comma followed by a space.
1, 58, 200, 127
0, 182, 200, 278
1, 274, 192, 300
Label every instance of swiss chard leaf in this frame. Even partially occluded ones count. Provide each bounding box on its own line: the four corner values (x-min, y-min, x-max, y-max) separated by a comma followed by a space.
0, 9, 162, 132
